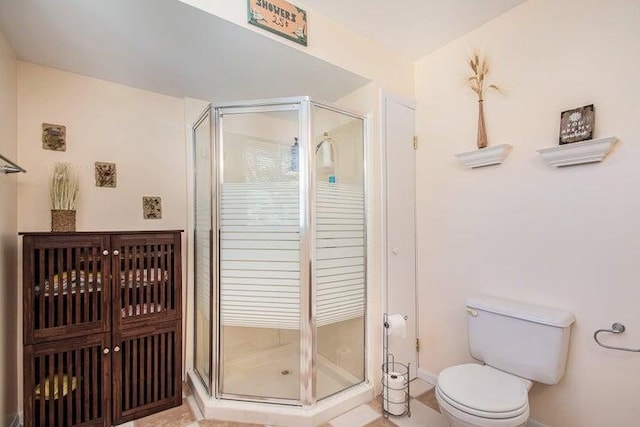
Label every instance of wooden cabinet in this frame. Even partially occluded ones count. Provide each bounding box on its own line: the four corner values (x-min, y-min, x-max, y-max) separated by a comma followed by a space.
24, 334, 111, 427
22, 231, 183, 427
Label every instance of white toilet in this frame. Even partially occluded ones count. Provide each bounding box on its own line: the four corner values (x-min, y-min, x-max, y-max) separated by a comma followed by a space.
436, 295, 575, 427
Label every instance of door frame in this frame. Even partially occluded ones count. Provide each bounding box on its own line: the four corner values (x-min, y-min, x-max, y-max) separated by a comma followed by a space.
379, 90, 418, 377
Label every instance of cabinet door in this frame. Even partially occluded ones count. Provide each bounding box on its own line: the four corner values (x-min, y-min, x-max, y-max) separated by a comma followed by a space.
23, 235, 111, 344
112, 320, 182, 424
24, 333, 111, 427
111, 232, 181, 331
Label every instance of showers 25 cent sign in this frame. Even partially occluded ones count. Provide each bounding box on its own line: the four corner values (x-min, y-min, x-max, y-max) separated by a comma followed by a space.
248, 0, 308, 46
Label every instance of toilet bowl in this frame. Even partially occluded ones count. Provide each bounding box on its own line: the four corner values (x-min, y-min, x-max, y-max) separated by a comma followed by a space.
435, 295, 574, 427
435, 364, 531, 427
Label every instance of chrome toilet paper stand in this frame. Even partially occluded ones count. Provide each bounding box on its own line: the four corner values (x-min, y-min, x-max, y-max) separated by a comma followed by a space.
382, 312, 411, 418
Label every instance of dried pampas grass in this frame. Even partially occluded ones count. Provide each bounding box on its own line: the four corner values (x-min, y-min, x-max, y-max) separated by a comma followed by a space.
50, 162, 79, 210
466, 52, 500, 101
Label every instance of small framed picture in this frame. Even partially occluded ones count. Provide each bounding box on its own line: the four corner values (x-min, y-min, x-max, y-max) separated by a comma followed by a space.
142, 196, 162, 220
42, 123, 67, 151
95, 162, 117, 188
559, 104, 594, 145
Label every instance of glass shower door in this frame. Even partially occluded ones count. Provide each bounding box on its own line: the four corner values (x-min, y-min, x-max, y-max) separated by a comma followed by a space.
313, 105, 366, 399
193, 109, 213, 393
218, 106, 302, 402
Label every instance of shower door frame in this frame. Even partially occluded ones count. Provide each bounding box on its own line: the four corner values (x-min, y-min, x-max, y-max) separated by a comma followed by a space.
205, 96, 367, 407
192, 106, 216, 395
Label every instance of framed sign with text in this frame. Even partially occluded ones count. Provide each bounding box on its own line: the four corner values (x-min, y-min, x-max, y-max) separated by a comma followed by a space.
559, 104, 595, 145
248, 0, 307, 46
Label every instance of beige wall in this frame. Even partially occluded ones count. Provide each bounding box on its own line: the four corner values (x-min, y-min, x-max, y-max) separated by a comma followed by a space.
17, 62, 187, 232
16, 62, 188, 411
415, 0, 640, 426
0, 28, 18, 426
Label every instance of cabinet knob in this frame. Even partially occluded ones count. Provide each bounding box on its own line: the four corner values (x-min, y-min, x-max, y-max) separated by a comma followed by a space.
113, 346, 120, 352
113, 250, 120, 256
103, 250, 109, 256
103, 348, 110, 354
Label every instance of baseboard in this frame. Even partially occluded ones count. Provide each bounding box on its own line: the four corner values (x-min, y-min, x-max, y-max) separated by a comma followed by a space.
417, 367, 437, 385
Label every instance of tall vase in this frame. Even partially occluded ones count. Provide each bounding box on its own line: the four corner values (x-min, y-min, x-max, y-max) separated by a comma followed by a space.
477, 100, 488, 149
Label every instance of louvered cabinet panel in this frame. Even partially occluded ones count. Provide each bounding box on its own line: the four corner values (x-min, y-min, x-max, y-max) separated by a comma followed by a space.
23, 333, 110, 427
112, 320, 182, 424
23, 234, 110, 344
111, 232, 182, 331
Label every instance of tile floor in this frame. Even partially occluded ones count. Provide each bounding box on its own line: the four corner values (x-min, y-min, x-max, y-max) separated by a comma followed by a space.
124, 379, 446, 427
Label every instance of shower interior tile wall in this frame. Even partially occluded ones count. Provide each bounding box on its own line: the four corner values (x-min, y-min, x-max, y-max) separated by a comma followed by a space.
223, 327, 298, 360
318, 317, 365, 379
222, 318, 364, 380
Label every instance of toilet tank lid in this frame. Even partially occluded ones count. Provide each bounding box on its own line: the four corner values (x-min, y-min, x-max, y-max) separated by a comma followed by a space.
466, 295, 575, 328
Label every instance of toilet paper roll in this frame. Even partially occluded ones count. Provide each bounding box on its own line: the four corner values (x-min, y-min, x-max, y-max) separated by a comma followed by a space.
385, 372, 406, 400
384, 398, 405, 416
383, 372, 406, 416
386, 314, 407, 338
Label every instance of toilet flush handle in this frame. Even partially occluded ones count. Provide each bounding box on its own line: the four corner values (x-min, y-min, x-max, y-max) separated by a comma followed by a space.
466, 307, 478, 317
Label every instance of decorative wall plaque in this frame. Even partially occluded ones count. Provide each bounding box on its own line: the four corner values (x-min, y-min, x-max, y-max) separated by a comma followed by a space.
95, 162, 117, 187
248, 0, 307, 46
142, 196, 162, 219
42, 123, 67, 151
559, 104, 594, 145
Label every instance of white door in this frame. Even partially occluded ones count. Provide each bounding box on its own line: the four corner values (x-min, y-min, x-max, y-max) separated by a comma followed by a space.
383, 93, 417, 379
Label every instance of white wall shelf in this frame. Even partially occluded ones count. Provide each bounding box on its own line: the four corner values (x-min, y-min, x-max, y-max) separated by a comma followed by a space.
537, 137, 618, 167
455, 144, 513, 169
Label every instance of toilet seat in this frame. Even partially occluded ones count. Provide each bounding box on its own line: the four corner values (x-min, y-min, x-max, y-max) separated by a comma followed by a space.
437, 364, 530, 419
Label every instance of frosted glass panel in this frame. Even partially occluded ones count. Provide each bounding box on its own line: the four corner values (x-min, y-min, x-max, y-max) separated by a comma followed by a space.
313, 106, 365, 399
193, 111, 212, 392
219, 109, 301, 401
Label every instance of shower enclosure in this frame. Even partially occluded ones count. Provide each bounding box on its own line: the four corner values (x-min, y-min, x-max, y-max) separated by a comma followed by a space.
192, 97, 366, 406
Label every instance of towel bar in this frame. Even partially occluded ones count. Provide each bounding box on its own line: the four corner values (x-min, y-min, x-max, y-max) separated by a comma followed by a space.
0, 153, 26, 174
594, 322, 640, 352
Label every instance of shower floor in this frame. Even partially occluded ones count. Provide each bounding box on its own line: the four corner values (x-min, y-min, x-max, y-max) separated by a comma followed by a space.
222, 343, 361, 401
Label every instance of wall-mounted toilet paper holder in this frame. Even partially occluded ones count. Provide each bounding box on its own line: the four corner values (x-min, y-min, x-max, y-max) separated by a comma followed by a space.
383, 314, 408, 329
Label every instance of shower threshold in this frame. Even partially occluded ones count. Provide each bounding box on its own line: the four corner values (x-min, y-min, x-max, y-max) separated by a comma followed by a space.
188, 343, 372, 426
188, 370, 372, 427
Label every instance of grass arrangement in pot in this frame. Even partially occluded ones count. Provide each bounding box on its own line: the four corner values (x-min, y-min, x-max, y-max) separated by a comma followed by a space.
50, 162, 79, 232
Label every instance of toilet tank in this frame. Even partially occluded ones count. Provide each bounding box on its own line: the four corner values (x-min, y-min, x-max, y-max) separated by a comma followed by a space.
466, 295, 575, 385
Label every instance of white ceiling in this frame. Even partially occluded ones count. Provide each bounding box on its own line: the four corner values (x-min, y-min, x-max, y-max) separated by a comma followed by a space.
0, 0, 368, 102
297, 0, 527, 59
